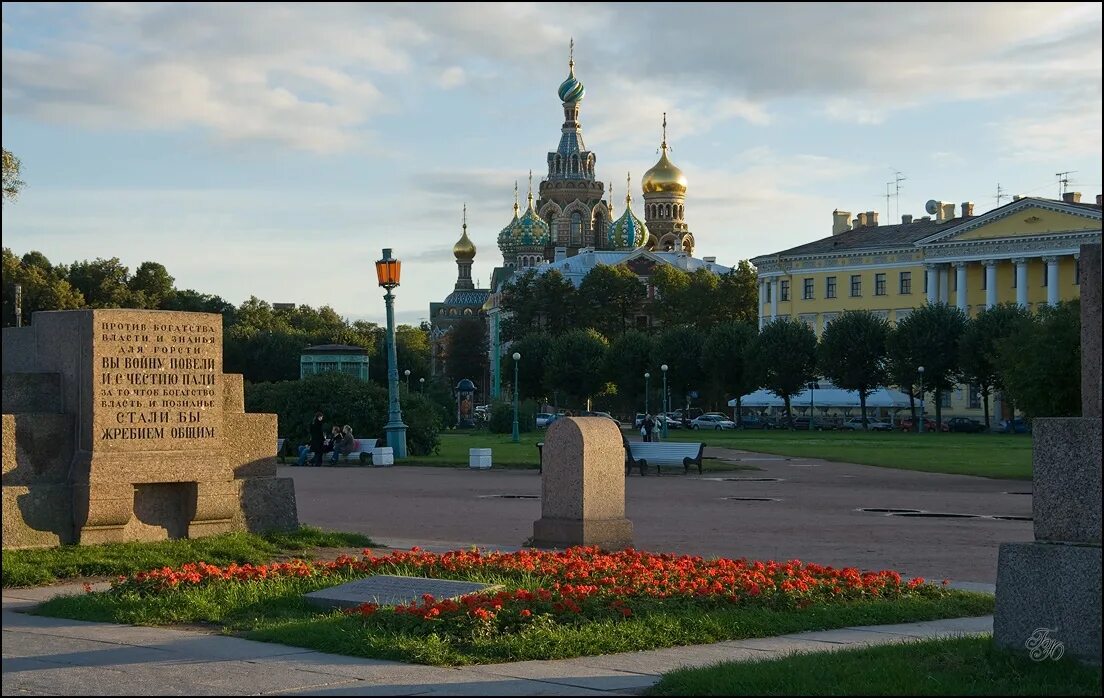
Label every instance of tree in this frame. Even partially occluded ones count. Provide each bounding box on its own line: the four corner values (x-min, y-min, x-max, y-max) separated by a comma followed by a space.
65, 257, 134, 308
748, 318, 817, 429
533, 270, 577, 335
577, 264, 646, 338
129, 261, 176, 309
3, 148, 24, 203
817, 310, 890, 428
997, 301, 1081, 419
890, 303, 968, 427
544, 329, 608, 408
649, 264, 691, 327
701, 321, 759, 422
508, 332, 553, 403
444, 316, 488, 388
605, 329, 655, 414
162, 288, 236, 318
651, 325, 706, 412
714, 261, 760, 325
500, 269, 541, 341
959, 304, 1033, 429
2, 248, 85, 325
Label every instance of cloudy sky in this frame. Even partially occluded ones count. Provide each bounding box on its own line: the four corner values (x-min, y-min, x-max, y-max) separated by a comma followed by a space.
3, 2, 1101, 325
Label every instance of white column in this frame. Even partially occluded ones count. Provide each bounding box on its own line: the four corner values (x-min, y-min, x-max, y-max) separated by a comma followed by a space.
954, 262, 968, 314
938, 265, 949, 303
925, 264, 938, 305
770, 278, 779, 320
758, 279, 766, 329
984, 260, 998, 309
1014, 257, 1028, 308
1044, 256, 1060, 306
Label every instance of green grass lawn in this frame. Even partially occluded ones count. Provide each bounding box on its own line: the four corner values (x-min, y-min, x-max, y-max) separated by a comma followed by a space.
34, 570, 993, 667
665, 429, 1032, 479
2, 527, 374, 588
649, 635, 1101, 696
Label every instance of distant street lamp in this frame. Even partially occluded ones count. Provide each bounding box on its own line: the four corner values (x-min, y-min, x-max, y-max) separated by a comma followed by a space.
660, 364, 669, 439
375, 248, 407, 458
917, 365, 926, 434
419, 377, 425, 392
644, 372, 651, 416
404, 369, 411, 391
808, 382, 816, 431
512, 352, 522, 443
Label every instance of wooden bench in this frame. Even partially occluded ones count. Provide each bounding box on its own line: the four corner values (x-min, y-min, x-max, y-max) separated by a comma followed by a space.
286, 438, 379, 465
626, 442, 706, 476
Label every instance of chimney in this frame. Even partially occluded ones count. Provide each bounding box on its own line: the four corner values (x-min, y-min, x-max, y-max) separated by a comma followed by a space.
919, 215, 932, 221
703, 256, 716, 271
554, 246, 567, 262
1097, 194, 1102, 206
856, 212, 869, 227
852, 217, 860, 229
832, 209, 852, 235
901, 214, 913, 224
1062, 192, 1082, 204
1012, 195, 1023, 201
961, 201, 975, 216
938, 202, 956, 223
866, 211, 879, 226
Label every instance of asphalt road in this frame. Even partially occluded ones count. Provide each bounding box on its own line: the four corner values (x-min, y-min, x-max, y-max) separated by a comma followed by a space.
285, 446, 1032, 584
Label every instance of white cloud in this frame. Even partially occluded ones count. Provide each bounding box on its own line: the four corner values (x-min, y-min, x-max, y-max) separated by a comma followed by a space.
437, 66, 466, 89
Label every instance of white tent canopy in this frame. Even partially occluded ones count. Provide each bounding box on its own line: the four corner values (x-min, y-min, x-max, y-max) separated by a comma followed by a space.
728, 387, 913, 410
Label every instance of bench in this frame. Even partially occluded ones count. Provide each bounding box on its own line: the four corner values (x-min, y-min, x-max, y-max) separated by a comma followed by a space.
287, 438, 379, 465
626, 442, 706, 476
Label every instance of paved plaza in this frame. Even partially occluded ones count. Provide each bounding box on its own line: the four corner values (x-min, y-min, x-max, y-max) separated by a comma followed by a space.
290, 446, 1032, 584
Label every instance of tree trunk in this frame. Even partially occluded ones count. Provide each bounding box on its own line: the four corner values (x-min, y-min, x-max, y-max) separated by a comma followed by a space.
934, 387, 943, 430
982, 385, 991, 430
859, 391, 868, 430
784, 395, 793, 429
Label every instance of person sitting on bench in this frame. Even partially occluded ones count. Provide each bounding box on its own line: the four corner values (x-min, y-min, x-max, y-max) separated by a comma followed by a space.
328, 425, 357, 465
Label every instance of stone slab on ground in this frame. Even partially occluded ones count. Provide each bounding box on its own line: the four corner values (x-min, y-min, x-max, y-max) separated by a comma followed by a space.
304, 575, 498, 610
993, 541, 1102, 664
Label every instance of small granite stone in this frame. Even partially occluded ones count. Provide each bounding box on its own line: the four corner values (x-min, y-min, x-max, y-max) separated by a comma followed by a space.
304, 575, 498, 610
1080, 244, 1101, 418
1032, 418, 1102, 545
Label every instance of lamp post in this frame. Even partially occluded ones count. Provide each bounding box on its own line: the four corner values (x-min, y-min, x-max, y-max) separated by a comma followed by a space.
808, 382, 816, 431
404, 369, 411, 391
419, 377, 425, 392
512, 352, 521, 443
660, 364, 669, 439
917, 366, 926, 434
375, 248, 408, 458
644, 372, 651, 416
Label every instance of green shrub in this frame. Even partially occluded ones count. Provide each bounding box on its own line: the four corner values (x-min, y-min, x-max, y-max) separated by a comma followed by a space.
487, 399, 538, 434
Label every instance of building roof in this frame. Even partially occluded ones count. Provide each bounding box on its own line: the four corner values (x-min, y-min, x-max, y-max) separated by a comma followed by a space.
517, 249, 732, 287
769, 216, 968, 258
302, 344, 370, 355
442, 289, 490, 306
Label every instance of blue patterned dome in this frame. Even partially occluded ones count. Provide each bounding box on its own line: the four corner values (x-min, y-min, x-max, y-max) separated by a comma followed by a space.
608, 184, 648, 249
498, 200, 520, 255
558, 66, 585, 103
509, 191, 551, 248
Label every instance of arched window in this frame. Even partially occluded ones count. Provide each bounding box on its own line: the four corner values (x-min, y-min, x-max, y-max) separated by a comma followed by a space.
570, 212, 583, 245
593, 213, 606, 246
463, 308, 473, 316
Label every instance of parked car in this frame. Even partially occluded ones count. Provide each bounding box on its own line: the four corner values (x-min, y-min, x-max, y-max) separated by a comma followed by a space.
736, 414, 772, 430
680, 408, 704, 428
661, 413, 682, 429
634, 413, 646, 429
898, 417, 948, 432
842, 417, 892, 431
581, 410, 620, 426
945, 416, 987, 433
998, 417, 1031, 434
690, 414, 736, 430
535, 413, 558, 428
790, 416, 840, 431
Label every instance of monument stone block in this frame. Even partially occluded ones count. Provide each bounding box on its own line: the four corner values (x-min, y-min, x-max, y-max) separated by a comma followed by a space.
1081, 244, 1101, 418
1032, 418, 1102, 544
305, 575, 498, 610
1, 373, 63, 414
532, 417, 633, 550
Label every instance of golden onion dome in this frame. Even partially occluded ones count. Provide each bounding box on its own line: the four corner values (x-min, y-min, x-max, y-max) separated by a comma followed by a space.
453, 204, 476, 261
642, 147, 687, 195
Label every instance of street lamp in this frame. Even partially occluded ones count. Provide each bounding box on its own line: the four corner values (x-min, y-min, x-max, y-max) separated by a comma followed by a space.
419, 377, 425, 392
644, 372, 651, 416
375, 248, 408, 458
512, 352, 522, 443
808, 382, 816, 431
660, 364, 669, 439
917, 365, 926, 434
404, 369, 411, 391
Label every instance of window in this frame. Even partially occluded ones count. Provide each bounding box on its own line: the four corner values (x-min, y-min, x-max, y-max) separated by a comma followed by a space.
875, 273, 887, 296
1076, 259, 1081, 285
981, 269, 987, 290
803, 278, 814, 300
1042, 263, 1048, 287
570, 212, 583, 246
766, 283, 772, 303
968, 384, 981, 409
940, 391, 952, 408
899, 271, 912, 294
850, 274, 861, 297
826, 276, 837, 299
780, 280, 790, 301
923, 271, 929, 293
1011, 269, 1016, 288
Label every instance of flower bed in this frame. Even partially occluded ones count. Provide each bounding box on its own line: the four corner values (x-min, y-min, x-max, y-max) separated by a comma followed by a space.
40, 547, 993, 666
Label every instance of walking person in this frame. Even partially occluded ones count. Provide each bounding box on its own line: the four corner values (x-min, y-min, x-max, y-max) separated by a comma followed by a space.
643, 414, 655, 443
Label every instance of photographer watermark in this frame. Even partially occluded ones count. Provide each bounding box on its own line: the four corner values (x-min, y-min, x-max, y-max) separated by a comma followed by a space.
1025, 627, 1065, 661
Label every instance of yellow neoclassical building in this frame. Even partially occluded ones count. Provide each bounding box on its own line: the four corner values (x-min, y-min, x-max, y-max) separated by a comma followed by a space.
752, 193, 1102, 418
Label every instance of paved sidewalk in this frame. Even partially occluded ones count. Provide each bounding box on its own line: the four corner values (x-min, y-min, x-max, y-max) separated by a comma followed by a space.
3, 583, 993, 696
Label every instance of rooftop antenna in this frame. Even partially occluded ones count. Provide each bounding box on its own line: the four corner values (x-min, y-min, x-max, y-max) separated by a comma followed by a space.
1056, 171, 1076, 198
892, 169, 906, 221
883, 182, 893, 219
995, 182, 1008, 207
